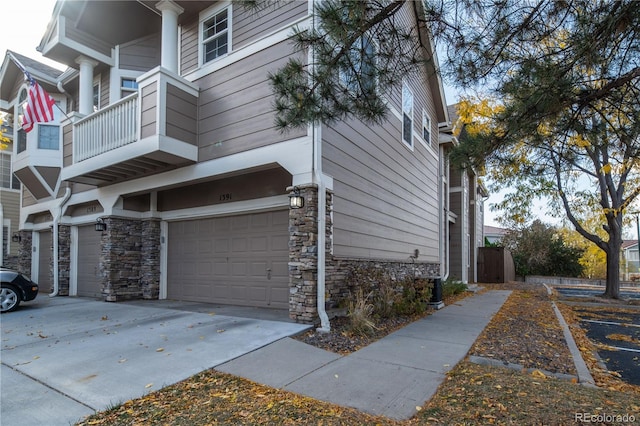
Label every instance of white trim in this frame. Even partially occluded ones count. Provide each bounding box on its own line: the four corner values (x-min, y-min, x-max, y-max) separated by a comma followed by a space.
30, 231, 40, 283
161, 195, 288, 222
69, 225, 78, 296
159, 220, 168, 299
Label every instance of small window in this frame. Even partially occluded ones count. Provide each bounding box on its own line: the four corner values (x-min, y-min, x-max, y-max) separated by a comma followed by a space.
38, 125, 59, 150
93, 82, 100, 112
1, 153, 12, 189
121, 78, 138, 98
422, 110, 431, 147
202, 7, 230, 64
402, 82, 413, 147
17, 129, 27, 154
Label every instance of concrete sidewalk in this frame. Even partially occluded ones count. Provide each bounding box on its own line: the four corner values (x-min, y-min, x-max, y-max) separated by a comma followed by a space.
217, 289, 512, 420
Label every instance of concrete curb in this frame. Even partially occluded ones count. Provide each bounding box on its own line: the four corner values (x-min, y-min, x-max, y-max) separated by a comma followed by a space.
550, 301, 597, 387
468, 355, 578, 382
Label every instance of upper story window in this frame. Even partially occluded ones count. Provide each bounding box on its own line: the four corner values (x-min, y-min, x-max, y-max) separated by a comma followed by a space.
339, 35, 377, 95
0, 152, 19, 190
93, 81, 100, 112
201, 6, 230, 65
402, 82, 413, 148
121, 78, 138, 98
422, 110, 432, 147
17, 129, 27, 154
37, 124, 59, 150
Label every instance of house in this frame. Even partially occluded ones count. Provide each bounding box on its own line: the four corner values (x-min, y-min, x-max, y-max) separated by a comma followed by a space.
0, 54, 65, 272
0, 0, 483, 324
484, 225, 508, 245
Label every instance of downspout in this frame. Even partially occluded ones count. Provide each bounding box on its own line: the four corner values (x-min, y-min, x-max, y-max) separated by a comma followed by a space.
50, 187, 72, 297
311, 0, 330, 332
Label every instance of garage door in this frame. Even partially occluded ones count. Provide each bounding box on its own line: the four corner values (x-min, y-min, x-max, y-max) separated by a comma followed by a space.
76, 225, 102, 298
37, 231, 52, 294
167, 210, 289, 309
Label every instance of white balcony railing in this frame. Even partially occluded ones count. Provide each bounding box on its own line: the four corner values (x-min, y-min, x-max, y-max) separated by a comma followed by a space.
73, 93, 138, 162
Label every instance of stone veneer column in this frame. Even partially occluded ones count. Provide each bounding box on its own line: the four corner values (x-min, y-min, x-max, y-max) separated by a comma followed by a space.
288, 185, 334, 324
140, 219, 161, 299
101, 218, 143, 301
16, 231, 33, 276
57, 225, 71, 295
289, 185, 319, 323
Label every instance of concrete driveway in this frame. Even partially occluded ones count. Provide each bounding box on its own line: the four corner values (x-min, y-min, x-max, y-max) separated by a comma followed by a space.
1, 296, 309, 426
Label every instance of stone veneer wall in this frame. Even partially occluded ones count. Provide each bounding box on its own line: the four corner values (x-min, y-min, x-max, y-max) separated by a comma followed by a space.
101, 217, 143, 301
288, 185, 440, 325
140, 219, 161, 299
57, 225, 71, 295
16, 231, 32, 276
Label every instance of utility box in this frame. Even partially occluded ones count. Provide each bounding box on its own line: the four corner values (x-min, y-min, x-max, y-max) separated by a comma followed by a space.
478, 247, 515, 283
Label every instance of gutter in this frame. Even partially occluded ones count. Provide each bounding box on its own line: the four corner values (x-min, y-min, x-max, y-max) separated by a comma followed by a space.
50, 187, 72, 297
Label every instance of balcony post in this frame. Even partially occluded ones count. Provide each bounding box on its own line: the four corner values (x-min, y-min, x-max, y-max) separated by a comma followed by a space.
155, 0, 184, 74
76, 56, 98, 115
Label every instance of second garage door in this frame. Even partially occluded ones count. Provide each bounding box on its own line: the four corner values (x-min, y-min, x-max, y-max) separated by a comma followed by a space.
76, 225, 102, 298
167, 210, 289, 309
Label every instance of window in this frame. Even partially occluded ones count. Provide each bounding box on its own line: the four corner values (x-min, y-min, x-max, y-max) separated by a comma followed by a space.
18, 89, 27, 132
121, 78, 138, 98
201, 7, 230, 64
93, 82, 100, 112
339, 35, 376, 94
402, 82, 413, 147
17, 129, 27, 154
1, 152, 12, 188
422, 110, 432, 147
38, 125, 59, 150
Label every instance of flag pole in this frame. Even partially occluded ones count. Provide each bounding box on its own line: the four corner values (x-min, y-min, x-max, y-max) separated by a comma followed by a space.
7, 51, 72, 121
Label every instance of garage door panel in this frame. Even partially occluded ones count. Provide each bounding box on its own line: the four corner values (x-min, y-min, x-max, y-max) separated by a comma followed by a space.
167, 210, 289, 308
77, 225, 102, 298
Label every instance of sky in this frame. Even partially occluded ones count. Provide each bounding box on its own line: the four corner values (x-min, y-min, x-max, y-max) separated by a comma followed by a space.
2, 0, 513, 227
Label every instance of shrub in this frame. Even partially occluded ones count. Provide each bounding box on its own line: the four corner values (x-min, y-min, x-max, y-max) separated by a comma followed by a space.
347, 288, 377, 336
392, 277, 432, 316
442, 279, 467, 298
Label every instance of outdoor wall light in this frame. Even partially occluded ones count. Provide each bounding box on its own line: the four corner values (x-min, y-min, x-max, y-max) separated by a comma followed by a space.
11, 233, 21, 243
289, 187, 305, 209
95, 218, 107, 232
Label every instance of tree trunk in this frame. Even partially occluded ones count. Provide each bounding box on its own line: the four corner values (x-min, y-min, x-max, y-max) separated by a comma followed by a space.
604, 231, 622, 299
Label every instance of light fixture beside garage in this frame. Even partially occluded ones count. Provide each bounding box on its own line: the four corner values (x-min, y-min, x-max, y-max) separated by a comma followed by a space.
11, 233, 21, 242
95, 218, 107, 232
288, 186, 304, 209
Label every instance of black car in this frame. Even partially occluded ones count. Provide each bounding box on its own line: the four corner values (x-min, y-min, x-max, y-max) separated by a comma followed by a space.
1, 267, 39, 313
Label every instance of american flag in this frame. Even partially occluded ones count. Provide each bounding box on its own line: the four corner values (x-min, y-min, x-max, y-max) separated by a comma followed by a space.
22, 79, 56, 133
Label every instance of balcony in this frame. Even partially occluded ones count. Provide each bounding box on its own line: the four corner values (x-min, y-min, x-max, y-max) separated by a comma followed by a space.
60, 67, 199, 186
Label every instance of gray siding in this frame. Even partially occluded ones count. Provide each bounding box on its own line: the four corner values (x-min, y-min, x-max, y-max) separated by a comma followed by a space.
166, 84, 197, 145
449, 192, 463, 279
21, 187, 36, 207
196, 41, 305, 162
233, 1, 308, 50
1, 191, 20, 255
140, 83, 158, 139
119, 33, 161, 71
323, 116, 440, 262
180, 19, 199, 74
63, 122, 73, 167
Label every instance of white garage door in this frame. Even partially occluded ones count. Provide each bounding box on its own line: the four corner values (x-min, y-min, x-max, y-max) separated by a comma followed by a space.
76, 225, 102, 298
167, 210, 289, 309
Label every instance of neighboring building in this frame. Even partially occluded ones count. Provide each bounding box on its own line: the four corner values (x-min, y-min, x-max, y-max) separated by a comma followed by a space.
0, 115, 22, 268
0, 0, 484, 323
484, 225, 508, 246
621, 239, 639, 281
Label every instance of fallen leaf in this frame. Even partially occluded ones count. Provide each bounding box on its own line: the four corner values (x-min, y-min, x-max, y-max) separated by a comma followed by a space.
145, 383, 153, 389
156, 348, 164, 352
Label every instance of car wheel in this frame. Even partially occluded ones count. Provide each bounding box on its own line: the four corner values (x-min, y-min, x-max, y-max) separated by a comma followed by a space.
1, 286, 21, 313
